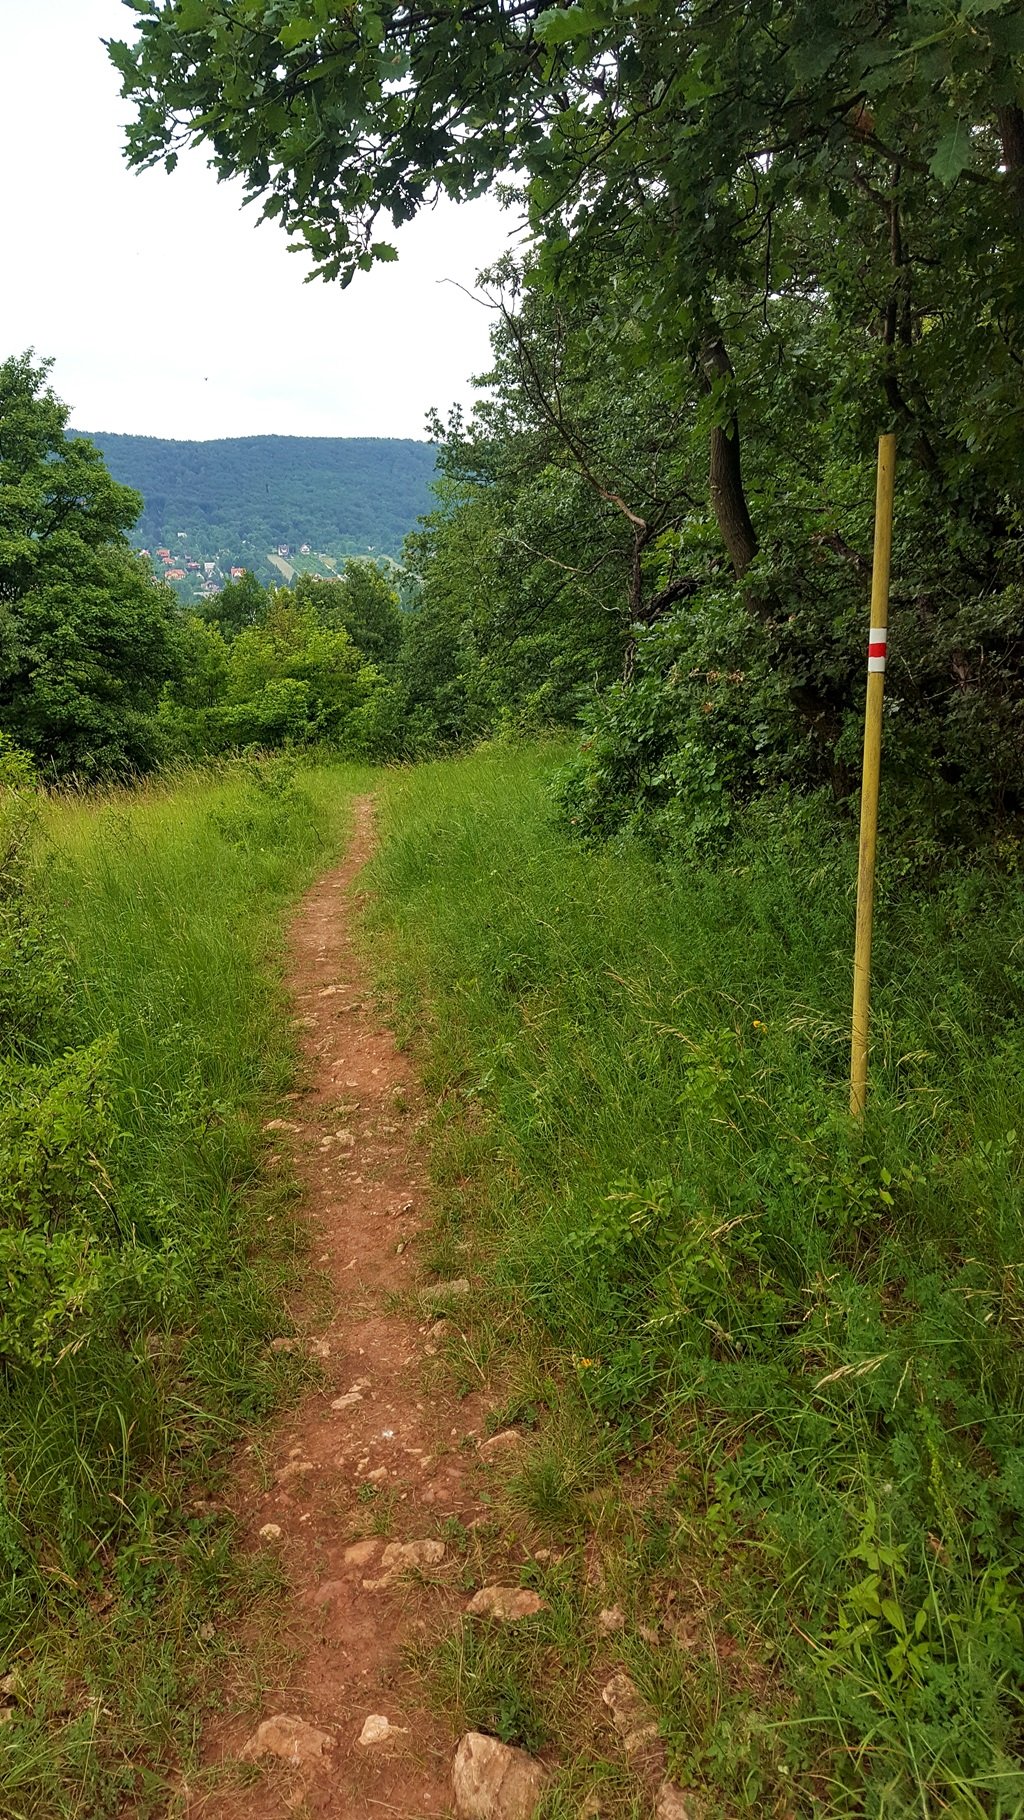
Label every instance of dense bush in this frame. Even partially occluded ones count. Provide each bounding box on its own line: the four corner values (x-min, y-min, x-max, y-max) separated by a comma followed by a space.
405, 286, 1024, 853
555, 482, 1024, 856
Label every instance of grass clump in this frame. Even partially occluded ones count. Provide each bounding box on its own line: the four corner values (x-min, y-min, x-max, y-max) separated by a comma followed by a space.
369, 743, 1024, 1818
0, 752, 366, 1817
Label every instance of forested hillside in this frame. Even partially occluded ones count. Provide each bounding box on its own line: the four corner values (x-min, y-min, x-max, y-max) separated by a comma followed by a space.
73, 431, 436, 559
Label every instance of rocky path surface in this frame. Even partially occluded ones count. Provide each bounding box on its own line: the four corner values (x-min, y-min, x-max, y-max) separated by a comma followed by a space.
180, 796, 702, 1820
185, 796, 514, 1819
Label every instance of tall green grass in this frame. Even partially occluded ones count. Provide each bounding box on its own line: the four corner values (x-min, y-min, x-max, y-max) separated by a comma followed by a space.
369, 743, 1024, 1818
1, 754, 367, 1818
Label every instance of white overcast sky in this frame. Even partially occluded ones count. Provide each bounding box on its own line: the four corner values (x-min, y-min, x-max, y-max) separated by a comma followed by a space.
2, 0, 514, 440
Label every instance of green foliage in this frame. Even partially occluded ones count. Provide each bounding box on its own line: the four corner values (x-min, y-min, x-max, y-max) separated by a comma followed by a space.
202, 565, 269, 638
369, 745, 1024, 1817
414, 269, 1024, 844
292, 559, 404, 669
222, 596, 369, 744
0, 354, 182, 778
160, 592, 384, 756
112, 0, 1024, 483
0, 1035, 127, 1369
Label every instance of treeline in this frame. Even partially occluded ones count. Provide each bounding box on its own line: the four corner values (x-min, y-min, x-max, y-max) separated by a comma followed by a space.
73, 429, 437, 560
9, 290, 1024, 852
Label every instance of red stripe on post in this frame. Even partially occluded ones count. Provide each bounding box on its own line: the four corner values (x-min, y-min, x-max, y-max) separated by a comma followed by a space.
868, 641, 886, 658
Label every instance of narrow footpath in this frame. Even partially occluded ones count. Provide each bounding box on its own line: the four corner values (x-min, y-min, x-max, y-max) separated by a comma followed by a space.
187, 796, 503, 1819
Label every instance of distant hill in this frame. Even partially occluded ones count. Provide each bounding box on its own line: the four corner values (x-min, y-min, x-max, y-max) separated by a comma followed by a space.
72, 432, 438, 563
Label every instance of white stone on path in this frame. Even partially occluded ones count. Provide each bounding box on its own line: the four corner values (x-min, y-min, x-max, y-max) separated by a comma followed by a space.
343, 1538, 381, 1567
358, 1713, 405, 1746
598, 1605, 626, 1634
363, 1536, 445, 1590
601, 1672, 661, 1756
452, 1731, 548, 1820
240, 1713, 334, 1766
656, 1781, 706, 1820
421, 1277, 470, 1308
466, 1585, 547, 1620
478, 1429, 524, 1462
381, 1537, 445, 1571
275, 1459, 315, 1485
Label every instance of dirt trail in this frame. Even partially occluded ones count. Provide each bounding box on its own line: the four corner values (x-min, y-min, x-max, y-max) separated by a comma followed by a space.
188, 796, 495, 1818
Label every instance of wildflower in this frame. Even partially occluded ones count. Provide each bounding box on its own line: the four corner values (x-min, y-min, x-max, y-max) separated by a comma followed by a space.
752, 1019, 766, 1030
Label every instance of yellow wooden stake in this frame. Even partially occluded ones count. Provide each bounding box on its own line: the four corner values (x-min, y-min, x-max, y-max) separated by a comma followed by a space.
850, 432, 897, 1120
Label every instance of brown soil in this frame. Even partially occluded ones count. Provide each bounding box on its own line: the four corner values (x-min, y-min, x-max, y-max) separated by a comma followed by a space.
184, 796, 496, 1819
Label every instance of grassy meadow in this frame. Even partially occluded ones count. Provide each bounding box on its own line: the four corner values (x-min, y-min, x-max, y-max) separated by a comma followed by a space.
2, 737, 1021, 1818
0, 755, 366, 1818
368, 743, 1024, 1820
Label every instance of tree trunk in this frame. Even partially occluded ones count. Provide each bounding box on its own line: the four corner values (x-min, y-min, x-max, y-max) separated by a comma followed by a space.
700, 338, 759, 579
998, 103, 1024, 232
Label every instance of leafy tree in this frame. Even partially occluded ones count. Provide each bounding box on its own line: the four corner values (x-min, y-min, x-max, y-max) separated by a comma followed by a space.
293, 559, 404, 668
407, 242, 1024, 834
0, 354, 181, 776
204, 567, 269, 638
160, 591, 383, 753
392, 586, 487, 755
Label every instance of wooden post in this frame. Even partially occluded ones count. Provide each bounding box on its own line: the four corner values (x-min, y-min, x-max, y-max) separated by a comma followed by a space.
850, 433, 896, 1120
